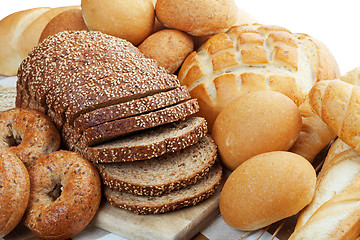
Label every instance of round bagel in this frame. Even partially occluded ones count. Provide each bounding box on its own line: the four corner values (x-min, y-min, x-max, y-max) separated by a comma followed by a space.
24, 150, 101, 240
0, 108, 60, 166
0, 148, 30, 238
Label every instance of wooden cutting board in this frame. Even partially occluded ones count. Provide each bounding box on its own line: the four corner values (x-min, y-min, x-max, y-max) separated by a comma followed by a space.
92, 185, 222, 240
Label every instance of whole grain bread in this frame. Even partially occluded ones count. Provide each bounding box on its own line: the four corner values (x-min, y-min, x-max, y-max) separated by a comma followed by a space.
76, 117, 207, 163
66, 99, 199, 149
104, 161, 222, 214
97, 134, 216, 196
72, 86, 190, 132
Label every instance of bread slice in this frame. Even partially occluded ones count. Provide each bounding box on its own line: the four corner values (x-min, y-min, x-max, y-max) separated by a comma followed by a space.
77, 117, 207, 163
72, 86, 191, 132
96, 134, 216, 196
104, 161, 222, 214
66, 99, 199, 149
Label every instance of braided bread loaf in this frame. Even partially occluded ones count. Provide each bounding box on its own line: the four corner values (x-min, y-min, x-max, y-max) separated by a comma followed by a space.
178, 23, 340, 129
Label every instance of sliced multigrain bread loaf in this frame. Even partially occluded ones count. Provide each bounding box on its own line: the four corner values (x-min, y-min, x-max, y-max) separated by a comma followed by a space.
16, 31, 181, 129
96, 134, 216, 196
65, 99, 199, 150
71, 86, 191, 132
104, 161, 222, 214
75, 117, 207, 163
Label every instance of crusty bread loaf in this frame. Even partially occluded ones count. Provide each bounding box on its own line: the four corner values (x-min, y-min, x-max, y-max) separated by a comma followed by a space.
104, 161, 222, 214
97, 135, 216, 196
155, 0, 238, 36
212, 90, 302, 170
17, 31, 181, 129
178, 24, 340, 129
138, 29, 194, 73
0, 7, 50, 76
290, 138, 360, 239
309, 80, 360, 153
76, 117, 207, 163
289, 99, 337, 162
220, 151, 316, 231
340, 67, 360, 85
39, 8, 88, 43
81, 0, 155, 45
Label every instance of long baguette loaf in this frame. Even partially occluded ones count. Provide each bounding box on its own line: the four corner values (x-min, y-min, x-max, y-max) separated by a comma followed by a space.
289, 138, 360, 239
309, 79, 360, 153
289, 98, 336, 162
0, 6, 79, 76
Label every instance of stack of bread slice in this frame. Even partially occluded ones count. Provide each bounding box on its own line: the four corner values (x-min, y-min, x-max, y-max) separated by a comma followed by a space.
16, 30, 222, 214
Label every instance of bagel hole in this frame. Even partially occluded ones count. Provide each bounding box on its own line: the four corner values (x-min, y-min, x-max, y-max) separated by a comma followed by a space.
49, 183, 63, 200
6, 126, 22, 147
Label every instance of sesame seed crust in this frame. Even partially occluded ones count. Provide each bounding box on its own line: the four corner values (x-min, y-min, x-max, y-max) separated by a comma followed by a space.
81, 117, 207, 163
67, 99, 199, 150
96, 134, 217, 196
104, 162, 222, 214
17, 31, 180, 130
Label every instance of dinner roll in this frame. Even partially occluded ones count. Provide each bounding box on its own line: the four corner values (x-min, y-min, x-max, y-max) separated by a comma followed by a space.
155, 0, 238, 36
219, 151, 316, 231
212, 91, 302, 170
39, 8, 88, 43
81, 0, 155, 45
138, 29, 194, 73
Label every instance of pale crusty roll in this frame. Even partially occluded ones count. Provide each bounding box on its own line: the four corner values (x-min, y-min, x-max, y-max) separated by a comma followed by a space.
309, 80, 360, 153
0, 6, 78, 76
0, 7, 50, 76
289, 98, 337, 162
290, 138, 360, 239
178, 24, 340, 130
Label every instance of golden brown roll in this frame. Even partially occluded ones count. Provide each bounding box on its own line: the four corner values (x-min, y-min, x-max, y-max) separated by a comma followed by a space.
212, 90, 302, 170
220, 151, 316, 231
138, 29, 194, 73
155, 0, 238, 36
81, 0, 155, 45
39, 8, 88, 43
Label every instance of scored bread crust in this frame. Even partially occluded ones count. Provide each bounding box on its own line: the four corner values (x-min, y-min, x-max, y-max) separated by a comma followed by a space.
96, 134, 216, 196
104, 162, 222, 214
290, 138, 360, 239
67, 99, 199, 150
78, 117, 207, 163
177, 23, 340, 130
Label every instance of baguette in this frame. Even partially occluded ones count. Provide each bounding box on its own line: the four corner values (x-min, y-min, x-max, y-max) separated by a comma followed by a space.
289, 99, 337, 162
0, 6, 79, 76
290, 138, 360, 239
309, 79, 360, 153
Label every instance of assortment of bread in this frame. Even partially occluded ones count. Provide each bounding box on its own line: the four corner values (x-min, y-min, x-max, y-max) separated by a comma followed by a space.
1, 0, 360, 239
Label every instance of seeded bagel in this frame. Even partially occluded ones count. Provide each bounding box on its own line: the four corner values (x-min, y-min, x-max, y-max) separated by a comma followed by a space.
0, 149, 30, 238
0, 108, 60, 166
24, 150, 101, 240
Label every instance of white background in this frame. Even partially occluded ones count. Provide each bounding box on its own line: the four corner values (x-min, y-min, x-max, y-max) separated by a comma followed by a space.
0, 0, 359, 75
